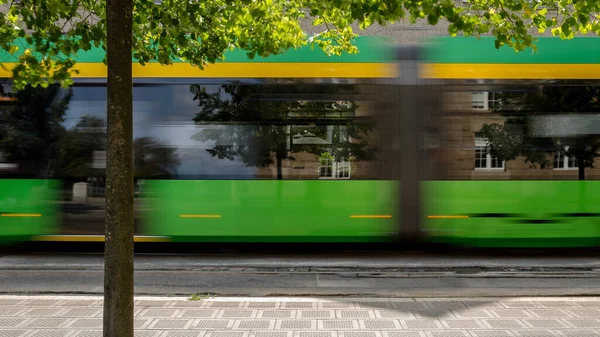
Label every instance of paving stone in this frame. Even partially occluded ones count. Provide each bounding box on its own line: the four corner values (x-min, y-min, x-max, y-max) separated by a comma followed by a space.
558, 331, 600, 337
536, 301, 578, 308
180, 310, 217, 318
375, 310, 414, 319
169, 301, 205, 308
150, 319, 192, 329
574, 302, 600, 308
236, 320, 272, 329
523, 319, 570, 329
162, 332, 205, 337
0, 300, 25, 306
482, 319, 526, 329
62, 308, 101, 318
0, 307, 25, 316
320, 320, 356, 330
0, 330, 31, 337
136, 301, 170, 308
194, 320, 231, 329
338, 310, 371, 319
206, 302, 242, 308
134, 331, 162, 337
27, 330, 73, 337
425, 302, 467, 310
21, 308, 64, 317
134, 318, 153, 329
469, 331, 513, 337
428, 331, 469, 337
220, 310, 254, 318
360, 319, 397, 329
73, 332, 102, 337
403, 320, 442, 329
391, 302, 428, 310
354, 302, 392, 309
68, 318, 103, 329
322, 303, 354, 309
463, 301, 503, 309
139, 309, 179, 318
413, 310, 454, 319
385, 333, 423, 337
451, 309, 492, 318
567, 309, 600, 318
22, 300, 60, 307
564, 319, 600, 328
282, 303, 315, 309
490, 309, 531, 318
511, 331, 557, 337
250, 332, 290, 337
299, 310, 333, 319
528, 309, 569, 318
340, 332, 377, 337
206, 332, 243, 337
61, 301, 97, 307
297, 333, 333, 337
25, 318, 69, 328
260, 310, 293, 318
499, 302, 538, 309
248, 302, 278, 309
278, 320, 314, 329
441, 319, 483, 329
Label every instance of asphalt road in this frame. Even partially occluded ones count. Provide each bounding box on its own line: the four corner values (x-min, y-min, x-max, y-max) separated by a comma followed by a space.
1, 254, 600, 297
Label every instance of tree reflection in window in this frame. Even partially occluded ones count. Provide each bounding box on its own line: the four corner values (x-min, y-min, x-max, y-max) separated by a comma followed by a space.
189, 84, 376, 180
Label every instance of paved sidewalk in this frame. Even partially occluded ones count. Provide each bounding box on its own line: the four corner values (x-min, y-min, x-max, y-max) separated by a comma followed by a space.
1, 296, 600, 337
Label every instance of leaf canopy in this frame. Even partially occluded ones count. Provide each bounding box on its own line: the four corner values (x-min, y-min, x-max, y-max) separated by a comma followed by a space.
0, 0, 598, 88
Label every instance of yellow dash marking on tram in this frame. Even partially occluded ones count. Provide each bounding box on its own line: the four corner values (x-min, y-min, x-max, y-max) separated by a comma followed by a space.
32, 235, 171, 242
350, 215, 392, 219
180, 214, 222, 218
427, 215, 469, 219
1, 213, 41, 217
421, 64, 600, 80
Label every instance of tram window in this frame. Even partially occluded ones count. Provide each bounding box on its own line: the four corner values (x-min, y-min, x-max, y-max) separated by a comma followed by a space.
133, 83, 382, 180
0, 83, 383, 181
432, 85, 600, 180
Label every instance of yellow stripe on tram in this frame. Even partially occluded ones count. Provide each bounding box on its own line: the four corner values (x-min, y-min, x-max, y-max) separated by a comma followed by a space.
350, 215, 393, 219
1, 213, 42, 217
180, 214, 222, 218
0, 62, 396, 79
422, 64, 600, 80
427, 215, 469, 219
32, 235, 171, 242
1, 62, 599, 80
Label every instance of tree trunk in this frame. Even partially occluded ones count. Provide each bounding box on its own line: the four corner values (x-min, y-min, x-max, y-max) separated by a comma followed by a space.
578, 160, 585, 180
276, 153, 283, 180
103, 0, 134, 335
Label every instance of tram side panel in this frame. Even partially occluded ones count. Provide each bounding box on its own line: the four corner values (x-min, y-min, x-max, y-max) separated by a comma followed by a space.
143, 82, 398, 242
422, 84, 600, 248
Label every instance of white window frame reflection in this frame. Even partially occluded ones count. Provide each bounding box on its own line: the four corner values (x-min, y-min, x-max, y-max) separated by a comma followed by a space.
474, 135, 505, 171
472, 91, 500, 111
318, 158, 351, 180
0, 151, 17, 170
553, 148, 578, 170
472, 91, 489, 110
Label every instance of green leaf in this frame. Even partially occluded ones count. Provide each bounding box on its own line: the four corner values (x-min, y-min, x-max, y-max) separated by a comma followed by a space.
427, 14, 439, 25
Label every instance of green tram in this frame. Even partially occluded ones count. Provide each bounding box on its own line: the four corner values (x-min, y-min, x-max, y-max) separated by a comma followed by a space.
1, 36, 600, 247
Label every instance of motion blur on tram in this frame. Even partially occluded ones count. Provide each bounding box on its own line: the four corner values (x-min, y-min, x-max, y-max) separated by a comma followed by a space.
1, 36, 600, 249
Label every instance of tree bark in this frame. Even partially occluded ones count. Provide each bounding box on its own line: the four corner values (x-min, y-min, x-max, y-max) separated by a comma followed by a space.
276, 153, 283, 180
103, 0, 134, 335
578, 158, 585, 180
